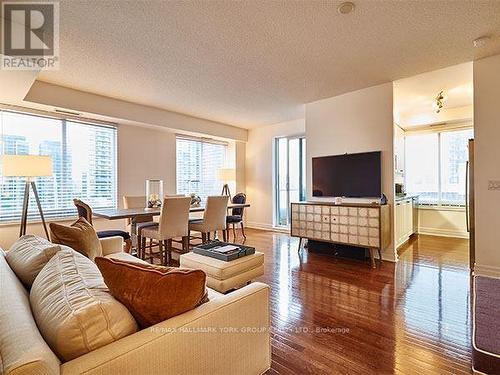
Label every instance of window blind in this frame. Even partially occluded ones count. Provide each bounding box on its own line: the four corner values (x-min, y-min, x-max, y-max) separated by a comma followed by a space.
0, 110, 117, 222
176, 136, 227, 201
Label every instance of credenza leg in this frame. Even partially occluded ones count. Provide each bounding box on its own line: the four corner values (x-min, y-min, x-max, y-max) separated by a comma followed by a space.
369, 248, 376, 268
298, 237, 303, 253
377, 248, 382, 265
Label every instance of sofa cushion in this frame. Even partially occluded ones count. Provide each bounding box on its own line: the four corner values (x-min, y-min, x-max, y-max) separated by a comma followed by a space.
30, 248, 138, 361
49, 217, 102, 260
0, 250, 61, 375
95, 257, 209, 328
5, 234, 62, 288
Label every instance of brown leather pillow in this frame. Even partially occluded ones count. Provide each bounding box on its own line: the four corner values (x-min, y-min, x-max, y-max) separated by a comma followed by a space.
95, 257, 209, 328
49, 217, 102, 260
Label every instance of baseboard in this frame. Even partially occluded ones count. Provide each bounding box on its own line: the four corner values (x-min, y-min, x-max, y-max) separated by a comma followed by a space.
474, 264, 500, 279
418, 227, 469, 239
245, 222, 289, 234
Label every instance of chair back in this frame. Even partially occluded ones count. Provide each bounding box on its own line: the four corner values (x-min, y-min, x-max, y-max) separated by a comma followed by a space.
158, 197, 191, 239
122, 195, 153, 224
231, 193, 246, 216
73, 199, 93, 225
203, 196, 229, 232
165, 194, 185, 198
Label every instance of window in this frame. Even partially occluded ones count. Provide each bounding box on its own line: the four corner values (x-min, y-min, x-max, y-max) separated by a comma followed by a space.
0, 110, 117, 222
275, 136, 306, 227
176, 136, 227, 201
405, 128, 473, 206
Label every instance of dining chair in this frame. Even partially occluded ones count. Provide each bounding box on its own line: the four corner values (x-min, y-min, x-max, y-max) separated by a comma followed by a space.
122, 195, 157, 259
189, 195, 228, 244
73, 199, 132, 253
140, 196, 191, 265
226, 192, 247, 241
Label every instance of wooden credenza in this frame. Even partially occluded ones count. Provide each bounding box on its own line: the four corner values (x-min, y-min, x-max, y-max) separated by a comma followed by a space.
290, 202, 391, 267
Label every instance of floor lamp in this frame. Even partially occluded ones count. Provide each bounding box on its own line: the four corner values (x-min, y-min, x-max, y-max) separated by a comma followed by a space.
2, 155, 53, 238
218, 168, 235, 199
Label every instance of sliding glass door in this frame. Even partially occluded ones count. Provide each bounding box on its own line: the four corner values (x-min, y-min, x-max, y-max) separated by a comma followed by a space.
275, 136, 306, 227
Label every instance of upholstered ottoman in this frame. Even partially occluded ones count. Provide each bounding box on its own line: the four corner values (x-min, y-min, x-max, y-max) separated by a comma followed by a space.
180, 252, 264, 293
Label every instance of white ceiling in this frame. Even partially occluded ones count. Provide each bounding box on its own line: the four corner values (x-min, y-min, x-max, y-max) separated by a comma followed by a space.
393, 62, 473, 128
36, 0, 500, 128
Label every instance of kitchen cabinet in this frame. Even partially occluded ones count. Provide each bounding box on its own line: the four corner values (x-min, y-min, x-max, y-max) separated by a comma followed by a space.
395, 198, 417, 249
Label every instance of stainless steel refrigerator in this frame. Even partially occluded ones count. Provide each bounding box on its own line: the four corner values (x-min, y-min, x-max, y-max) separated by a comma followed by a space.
466, 139, 475, 271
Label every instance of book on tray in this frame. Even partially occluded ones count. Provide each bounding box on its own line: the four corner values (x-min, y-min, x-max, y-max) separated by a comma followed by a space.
193, 240, 255, 261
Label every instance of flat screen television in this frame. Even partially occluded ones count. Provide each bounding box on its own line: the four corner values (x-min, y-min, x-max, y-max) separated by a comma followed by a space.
312, 151, 381, 198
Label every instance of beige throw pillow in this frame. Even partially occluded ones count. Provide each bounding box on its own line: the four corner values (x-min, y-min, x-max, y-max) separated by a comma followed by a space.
49, 217, 102, 260
30, 248, 138, 361
5, 234, 61, 288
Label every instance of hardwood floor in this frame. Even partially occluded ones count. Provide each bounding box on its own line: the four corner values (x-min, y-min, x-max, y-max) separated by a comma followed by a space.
233, 229, 471, 375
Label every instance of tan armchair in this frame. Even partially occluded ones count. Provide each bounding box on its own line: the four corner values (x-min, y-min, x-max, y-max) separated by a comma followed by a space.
141, 196, 191, 265
189, 196, 228, 243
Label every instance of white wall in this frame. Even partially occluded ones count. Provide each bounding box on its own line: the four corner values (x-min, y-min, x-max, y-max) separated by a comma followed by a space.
245, 119, 305, 229
25, 81, 248, 142
117, 124, 177, 202
305, 83, 395, 260
473, 53, 500, 277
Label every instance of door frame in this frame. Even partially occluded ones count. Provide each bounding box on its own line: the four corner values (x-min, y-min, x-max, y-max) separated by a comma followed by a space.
273, 134, 306, 228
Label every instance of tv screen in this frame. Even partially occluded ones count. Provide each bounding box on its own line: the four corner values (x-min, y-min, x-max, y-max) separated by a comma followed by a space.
312, 151, 381, 198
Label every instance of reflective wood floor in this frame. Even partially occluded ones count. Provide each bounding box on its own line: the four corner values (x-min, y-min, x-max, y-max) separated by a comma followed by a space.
238, 229, 471, 375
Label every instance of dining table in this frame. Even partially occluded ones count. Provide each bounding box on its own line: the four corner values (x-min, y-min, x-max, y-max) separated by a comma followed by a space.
93, 203, 250, 246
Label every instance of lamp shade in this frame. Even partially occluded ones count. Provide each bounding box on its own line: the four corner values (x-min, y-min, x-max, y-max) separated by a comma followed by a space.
2, 155, 53, 177
217, 168, 235, 182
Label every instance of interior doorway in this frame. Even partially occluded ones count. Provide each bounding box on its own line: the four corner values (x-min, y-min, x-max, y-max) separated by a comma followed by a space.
275, 136, 306, 227
393, 62, 474, 269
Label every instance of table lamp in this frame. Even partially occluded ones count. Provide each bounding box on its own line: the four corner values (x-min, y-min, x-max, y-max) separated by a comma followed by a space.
217, 168, 235, 199
2, 155, 53, 238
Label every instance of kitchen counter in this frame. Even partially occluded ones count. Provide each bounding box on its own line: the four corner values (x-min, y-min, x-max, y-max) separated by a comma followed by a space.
395, 194, 419, 202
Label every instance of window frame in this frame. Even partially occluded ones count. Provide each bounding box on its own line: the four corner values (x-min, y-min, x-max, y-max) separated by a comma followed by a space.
404, 126, 473, 209
0, 108, 118, 224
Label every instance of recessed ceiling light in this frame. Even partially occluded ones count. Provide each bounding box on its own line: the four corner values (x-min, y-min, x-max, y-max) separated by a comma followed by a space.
338, 2, 355, 15
473, 36, 490, 48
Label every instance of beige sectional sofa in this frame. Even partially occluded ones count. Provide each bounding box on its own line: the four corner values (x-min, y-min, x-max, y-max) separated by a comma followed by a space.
0, 236, 271, 375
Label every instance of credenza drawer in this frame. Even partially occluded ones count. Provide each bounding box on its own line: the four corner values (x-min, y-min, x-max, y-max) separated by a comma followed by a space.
359, 236, 369, 246
349, 235, 358, 244
348, 207, 358, 216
